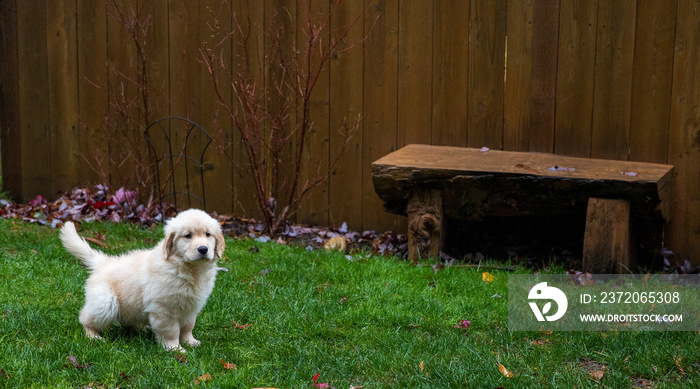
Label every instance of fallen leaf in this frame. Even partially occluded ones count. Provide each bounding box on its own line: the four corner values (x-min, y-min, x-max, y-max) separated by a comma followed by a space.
92, 201, 116, 209
515, 163, 539, 173
482, 272, 495, 283
324, 236, 347, 252
312, 372, 335, 388
420, 361, 424, 371
113, 187, 138, 204
28, 194, 47, 208
257, 268, 273, 276
194, 374, 213, 384
453, 320, 471, 329
1, 369, 8, 380
219, 359, 237, 370
232, 320, 251, 329
84, 236, 108, 248
674, 357, 686, 375
174, 354, 188, 364
498, 362, 514, 378
590, 370, 604, 380
65, 354, 90, 369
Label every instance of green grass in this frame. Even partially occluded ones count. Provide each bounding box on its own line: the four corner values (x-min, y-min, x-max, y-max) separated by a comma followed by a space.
0, 219, 697, 388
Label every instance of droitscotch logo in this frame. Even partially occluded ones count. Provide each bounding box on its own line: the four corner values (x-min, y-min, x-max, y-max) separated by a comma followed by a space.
528, 282, 568, 322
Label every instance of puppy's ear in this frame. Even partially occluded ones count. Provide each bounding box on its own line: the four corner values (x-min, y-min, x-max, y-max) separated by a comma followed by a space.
214, 231, 226, 259
163, 232, 176, 260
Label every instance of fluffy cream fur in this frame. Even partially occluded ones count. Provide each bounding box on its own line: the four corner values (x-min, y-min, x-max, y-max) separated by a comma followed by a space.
60, 209, 225, 352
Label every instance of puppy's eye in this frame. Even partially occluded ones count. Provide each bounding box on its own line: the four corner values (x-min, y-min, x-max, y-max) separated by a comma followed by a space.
206, 232, 211, 237
184, 233, 192, 239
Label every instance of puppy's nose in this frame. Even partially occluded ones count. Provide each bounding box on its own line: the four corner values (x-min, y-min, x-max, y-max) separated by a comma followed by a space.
197, 246, 209, 255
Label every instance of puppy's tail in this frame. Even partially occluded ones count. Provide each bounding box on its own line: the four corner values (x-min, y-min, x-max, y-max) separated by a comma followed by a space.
60, 222, 106, 270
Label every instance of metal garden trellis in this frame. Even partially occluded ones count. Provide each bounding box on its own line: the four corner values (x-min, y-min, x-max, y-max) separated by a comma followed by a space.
144, 117, 212, 216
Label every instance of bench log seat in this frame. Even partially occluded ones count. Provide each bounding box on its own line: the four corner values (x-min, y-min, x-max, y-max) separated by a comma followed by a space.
372, 144, 674, 273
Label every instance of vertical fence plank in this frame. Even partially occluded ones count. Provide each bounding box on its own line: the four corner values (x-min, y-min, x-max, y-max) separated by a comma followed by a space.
554, 0, 597, 157
145, 1, 173, 206
432, 1, 469, 147
666, 0, 700, 263
506, 0, 559, 153
397, 0, 432, 146
590, 0, 636, 161
229, 0, 263, 219
77, 0, 108, 186
362, 0, 399, 233
669, 0, 700, 161
504, 0, 534, 151
629, 0, 676, 164
17, 0, 51, 201
298, 0, 331, 227
528, 0, 559, 152
47, 0, 79, 194
329, 0, 365, 230
266, 0, 297, 224
168, 0, 205, 209
467, 0, 506, 149
200, 0, 234, 214
0, 0, 21, 198
104, 0, 138, 190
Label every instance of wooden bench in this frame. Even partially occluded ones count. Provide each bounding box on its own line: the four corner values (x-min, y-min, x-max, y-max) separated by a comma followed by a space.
372, 144, 674, 273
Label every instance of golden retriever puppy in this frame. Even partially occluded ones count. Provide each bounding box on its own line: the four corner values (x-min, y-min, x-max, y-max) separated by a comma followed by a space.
60, 209, 225, 352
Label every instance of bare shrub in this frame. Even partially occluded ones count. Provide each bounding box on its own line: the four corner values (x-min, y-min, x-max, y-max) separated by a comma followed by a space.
82, 0, 159, 202
201, 0, 371, 235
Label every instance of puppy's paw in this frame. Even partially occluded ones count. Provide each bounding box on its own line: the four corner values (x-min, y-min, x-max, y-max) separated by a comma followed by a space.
182, 337, 201, 347
84, 326, 104, 340
162, 342, 186, 353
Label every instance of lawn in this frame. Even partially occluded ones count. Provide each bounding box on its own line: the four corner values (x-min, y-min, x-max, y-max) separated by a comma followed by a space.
0, 218, 697, 388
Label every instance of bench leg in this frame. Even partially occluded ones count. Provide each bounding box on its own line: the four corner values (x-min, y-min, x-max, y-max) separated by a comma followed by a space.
582, 198, 635, 273
407, 188, 444, 261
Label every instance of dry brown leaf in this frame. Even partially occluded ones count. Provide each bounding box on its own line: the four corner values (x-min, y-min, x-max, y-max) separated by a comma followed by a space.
220, 359, 237, 370
674, 357, 686, 375
419, 361, 424, 371
65, 354, 90, 369
590, 370, 604, 380
498, 362, 514, 378
84, 237, 108, 248
194, 374, 213, 384
324, 236, 347, 252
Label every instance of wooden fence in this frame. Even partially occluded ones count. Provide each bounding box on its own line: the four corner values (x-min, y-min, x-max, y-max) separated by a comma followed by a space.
1, 0, 699, 263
